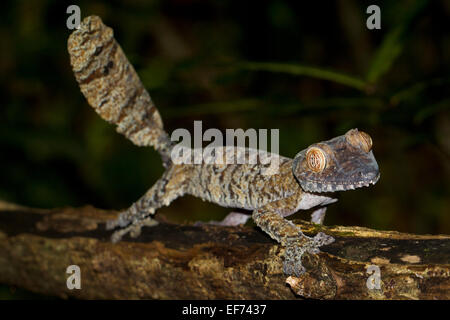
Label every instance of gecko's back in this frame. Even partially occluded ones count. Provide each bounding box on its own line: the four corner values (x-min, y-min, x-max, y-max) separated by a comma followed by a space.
175, 147, 297, 210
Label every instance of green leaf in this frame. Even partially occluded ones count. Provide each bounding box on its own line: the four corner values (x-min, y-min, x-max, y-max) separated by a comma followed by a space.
414, 99, 450, 124
164, 99, 262, 118
366, 0, 428, 84
239, 62, 368, 91
164, 96, 384, 118
366, 27, 405, 84
390, 77, 450, 105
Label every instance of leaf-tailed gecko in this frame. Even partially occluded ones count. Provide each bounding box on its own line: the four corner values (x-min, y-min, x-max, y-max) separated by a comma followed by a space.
68, 16, 380, 276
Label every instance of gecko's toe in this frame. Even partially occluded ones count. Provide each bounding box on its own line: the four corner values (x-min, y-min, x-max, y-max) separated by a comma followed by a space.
129, 217, 159, 238
129, 226, 142, 238
105, 211, 131, 230
312, 232, 335, 247
282, 232, 334, 276
105, 219, 118, 230
110, 229, 126, 243
109, 216, 159, 242
283, 259, 306, 277
283, 243, 308, 277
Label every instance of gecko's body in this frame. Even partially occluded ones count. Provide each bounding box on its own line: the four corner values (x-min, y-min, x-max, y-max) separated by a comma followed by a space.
68, 16, 380, 276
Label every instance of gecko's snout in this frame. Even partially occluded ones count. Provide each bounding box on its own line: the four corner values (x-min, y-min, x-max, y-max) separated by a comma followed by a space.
361, 169, 379, 182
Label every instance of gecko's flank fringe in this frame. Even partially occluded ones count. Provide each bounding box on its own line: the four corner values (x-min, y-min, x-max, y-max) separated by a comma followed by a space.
68, 16, 172, 167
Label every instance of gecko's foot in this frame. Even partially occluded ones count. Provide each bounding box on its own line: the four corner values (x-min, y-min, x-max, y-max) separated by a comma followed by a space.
283, 232, 335, 277
106, 215, 127, 230
106, 206, 138, 230
110, 216, 159, 243
310, 207, 327, 225
194, 212, 251, 227
106, 203, 156, 231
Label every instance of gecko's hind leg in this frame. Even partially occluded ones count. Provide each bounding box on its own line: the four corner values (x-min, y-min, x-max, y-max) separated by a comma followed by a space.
311, 207, 327, 224
106, 168, 187, 243
195, 211, 251, 227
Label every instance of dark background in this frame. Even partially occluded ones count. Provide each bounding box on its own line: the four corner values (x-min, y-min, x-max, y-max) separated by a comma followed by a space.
0, 0, 449, 297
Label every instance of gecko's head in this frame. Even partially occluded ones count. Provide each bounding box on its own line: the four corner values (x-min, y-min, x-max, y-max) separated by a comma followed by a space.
292, 129, 380, 193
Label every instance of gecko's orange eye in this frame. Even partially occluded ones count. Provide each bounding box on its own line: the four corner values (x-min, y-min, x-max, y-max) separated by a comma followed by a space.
306, 147, 326, 173
345, 129, 373, 153
358, 131, 372, 153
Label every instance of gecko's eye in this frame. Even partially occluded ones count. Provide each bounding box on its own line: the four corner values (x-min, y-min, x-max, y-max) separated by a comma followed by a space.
306, 147, 327, 173
359, 131, 372, 152
345, 129, 372, 153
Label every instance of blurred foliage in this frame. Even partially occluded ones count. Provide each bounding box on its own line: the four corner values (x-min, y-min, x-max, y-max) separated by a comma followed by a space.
0, 284, 56, 299
0, 0, 449, 298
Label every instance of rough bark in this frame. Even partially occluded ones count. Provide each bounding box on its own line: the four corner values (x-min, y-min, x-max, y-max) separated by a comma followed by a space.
0, 201, 448, 300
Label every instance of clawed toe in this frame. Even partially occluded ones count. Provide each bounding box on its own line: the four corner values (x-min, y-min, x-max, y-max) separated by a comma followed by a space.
283, 244, 307, 277
313, 232, 335, 246
282, 232, 335, 276
109, 216, 159, 243
105, 211, 131, 230
105, 219, 119, 230
283, 258, 306, 276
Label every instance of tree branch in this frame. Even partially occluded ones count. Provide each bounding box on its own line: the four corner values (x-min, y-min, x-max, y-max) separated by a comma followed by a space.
0, 201, 448, 299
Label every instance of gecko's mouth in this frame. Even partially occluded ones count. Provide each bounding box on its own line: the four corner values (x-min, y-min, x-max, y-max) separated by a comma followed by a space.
300, 172, 380, 193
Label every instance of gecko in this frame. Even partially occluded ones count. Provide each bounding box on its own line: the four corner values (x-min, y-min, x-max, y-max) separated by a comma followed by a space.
67, 16, 380, 276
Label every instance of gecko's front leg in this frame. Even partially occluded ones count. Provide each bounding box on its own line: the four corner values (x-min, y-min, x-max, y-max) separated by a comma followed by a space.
252, 193, 334, 276
106, 166, 187, 242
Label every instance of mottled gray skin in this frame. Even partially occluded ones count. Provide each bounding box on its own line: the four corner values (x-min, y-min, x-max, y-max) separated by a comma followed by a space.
106, 139, 379, 276
69, 16, 380, 276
